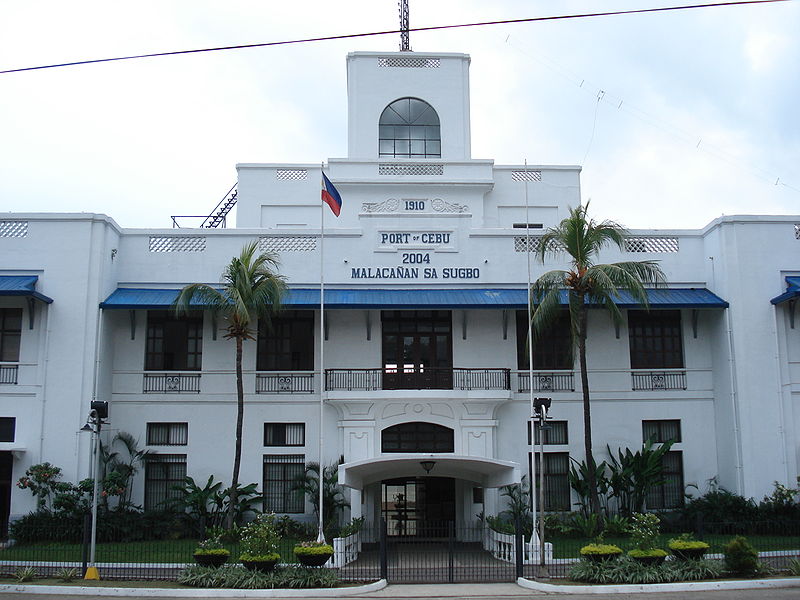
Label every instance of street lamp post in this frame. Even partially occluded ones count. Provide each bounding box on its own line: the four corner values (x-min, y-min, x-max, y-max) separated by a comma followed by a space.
533, 397, 551, 575
82, 401, 108, 581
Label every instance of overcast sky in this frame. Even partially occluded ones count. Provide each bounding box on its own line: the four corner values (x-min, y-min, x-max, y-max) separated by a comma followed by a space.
1, 0, 797, 230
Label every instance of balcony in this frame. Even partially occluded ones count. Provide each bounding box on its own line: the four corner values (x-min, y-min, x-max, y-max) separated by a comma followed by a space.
0, 364, 17, 385
515, 371, 575, 393
256, 372, 314, 394
143, 373, 201, 393
325, 368, 511, 392
631, 370, 687, 391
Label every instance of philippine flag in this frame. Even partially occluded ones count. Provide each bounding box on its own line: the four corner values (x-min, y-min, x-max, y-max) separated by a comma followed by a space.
321, 172, 343, 217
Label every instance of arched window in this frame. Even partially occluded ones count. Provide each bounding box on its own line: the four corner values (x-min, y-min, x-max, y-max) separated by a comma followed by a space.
381, 422, 454, 453
379, 98, 441, 158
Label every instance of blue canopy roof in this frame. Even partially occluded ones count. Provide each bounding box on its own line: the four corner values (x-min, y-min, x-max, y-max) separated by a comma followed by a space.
770, 276, 800, 305
100, 287, 728, 310
0, 276, 53, 304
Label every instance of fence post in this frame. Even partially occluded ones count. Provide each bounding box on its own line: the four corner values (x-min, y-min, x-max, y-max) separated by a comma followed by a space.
379, 518, 388, 581
81, 511, 91, 576
695, 513, 705, 539
448, 521, 455, 583
514, 514, 523, 579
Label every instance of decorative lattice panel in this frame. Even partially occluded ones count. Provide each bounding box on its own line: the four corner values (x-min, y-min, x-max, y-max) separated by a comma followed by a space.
379, 163, 444, 176
0, 221, 28, 238
511, 170, 542, 182
149, 236, 206, 253
624, 237, 680, 253
259, 236, 317, 252
795, 224, 800, 239
276, 169, 308, 181
378, 57, 440, 68
514, 237, 565, 253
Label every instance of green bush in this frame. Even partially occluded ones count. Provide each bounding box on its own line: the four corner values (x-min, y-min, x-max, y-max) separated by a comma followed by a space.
294, 542, 334, 556
178, 564, 339, 589
681, 488, 759, 524
723, 536, 762, 577
238, 514, 280, 562
628, 548, 667, 558
579, 543, 622, 557
570, 555, 721, 584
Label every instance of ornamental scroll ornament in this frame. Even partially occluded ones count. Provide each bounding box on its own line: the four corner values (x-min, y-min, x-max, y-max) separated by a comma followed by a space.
432, 198, 468, 213
362, 198, 400, 213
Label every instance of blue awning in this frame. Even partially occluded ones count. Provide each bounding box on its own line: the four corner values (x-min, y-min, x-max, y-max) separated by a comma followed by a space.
100, 287, 727, 310
0, 276, 53, 304
770, 276, 800, 305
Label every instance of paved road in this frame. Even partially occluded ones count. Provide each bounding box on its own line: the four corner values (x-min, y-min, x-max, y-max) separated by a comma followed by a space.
2, 584, 800, 600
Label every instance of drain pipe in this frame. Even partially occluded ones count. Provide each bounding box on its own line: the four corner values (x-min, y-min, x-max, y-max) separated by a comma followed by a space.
725, 307, 745, 495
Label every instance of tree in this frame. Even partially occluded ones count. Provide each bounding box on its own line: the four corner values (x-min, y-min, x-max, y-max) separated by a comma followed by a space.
293, 461, 349, 540
175, 241, 286, 529
530, 203, 665, 514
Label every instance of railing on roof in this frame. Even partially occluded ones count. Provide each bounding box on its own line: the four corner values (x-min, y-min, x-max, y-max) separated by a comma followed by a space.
170, 183, 237, 229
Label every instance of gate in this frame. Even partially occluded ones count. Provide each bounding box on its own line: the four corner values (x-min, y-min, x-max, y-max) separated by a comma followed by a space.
337, 520, 521, 583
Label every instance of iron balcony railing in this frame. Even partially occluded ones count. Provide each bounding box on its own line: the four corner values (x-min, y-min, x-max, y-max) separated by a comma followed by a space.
325, 368, 511, 392
256, 372, 314, 394
515, 371, 574, 393
143, 373, 201, 393
0, 364, 18, 385
631, 370, 687, 391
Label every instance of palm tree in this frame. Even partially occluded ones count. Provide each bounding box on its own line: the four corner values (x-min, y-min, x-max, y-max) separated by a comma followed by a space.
530, 204, 665, 514
174, 241, 286, 528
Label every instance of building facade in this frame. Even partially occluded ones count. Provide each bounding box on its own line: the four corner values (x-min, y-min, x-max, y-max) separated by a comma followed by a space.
0, 50, 798, 536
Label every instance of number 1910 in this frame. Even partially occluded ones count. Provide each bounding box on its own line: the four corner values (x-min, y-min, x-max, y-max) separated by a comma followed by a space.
405, 200, 425, 211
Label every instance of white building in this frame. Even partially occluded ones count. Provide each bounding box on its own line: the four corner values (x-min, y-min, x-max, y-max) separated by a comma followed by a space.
0, 49, 798, 536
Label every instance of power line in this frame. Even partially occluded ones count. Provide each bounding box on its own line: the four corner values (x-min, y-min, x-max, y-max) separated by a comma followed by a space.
0, 0, 790, 75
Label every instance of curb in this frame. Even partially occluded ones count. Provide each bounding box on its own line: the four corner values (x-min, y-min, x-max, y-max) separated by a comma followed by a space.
0, 579, 387, 597
517, 576, 800, 594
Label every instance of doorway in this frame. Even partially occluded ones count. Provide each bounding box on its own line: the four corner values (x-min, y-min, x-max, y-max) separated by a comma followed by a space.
381, 477, 455, 537
382, 311, 452, 389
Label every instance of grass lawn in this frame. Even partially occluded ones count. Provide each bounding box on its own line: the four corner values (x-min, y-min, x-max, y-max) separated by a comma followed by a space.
0, 537, 301, 564
550, 533, 800, 559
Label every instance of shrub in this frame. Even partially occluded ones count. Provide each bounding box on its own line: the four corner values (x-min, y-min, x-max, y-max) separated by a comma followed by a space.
628, 512, 661, 551
294, 542, 334, 556
681, 488, 758, 524
54, 567, 79, 582
338, 517, 364, 538
178, 564, 339, 589
787, 558, 800, 576
579, 543, 622, 558
14, 567, 36, 582
724, 536, 763, 578
570, 554, 721, 584
628, 548, 667, 558
238, 514, 280, 561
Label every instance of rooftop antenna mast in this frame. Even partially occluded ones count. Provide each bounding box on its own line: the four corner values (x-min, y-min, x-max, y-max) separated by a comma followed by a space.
399, 0, 411, 51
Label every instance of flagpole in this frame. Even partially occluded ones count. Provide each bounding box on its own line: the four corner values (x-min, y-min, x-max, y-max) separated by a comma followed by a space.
318, 162, 326, 543
525, 159, 539, 551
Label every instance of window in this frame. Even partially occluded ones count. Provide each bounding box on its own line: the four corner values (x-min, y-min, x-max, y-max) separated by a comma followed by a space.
257, 311, 314, 371
628, 310, 683, 369
0, 417, 15, 442
378, 98, 441, 158
264, 423, 305, 446
263, 455, 305, 513
381, 422, 455, 453
643, 419, 681, 444
145, 311, 203, 371
516, 311, 572, 370
144, 454, 186, 510
646, 451, 684, 509
528, 421, 568, 446
531, 452, 571, 511
472, 487, 484, 504
147, 422, 188, 446
0, 309, 22, 362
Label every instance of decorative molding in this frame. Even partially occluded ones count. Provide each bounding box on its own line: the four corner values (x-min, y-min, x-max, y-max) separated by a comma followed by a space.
378, 57, 440, 69
259, 236, 317, 252
432, 198, 468, 213
0, 221, 28, 237
362, 198, 400, 213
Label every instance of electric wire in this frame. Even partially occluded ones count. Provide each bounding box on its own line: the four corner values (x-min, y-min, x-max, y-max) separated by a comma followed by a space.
0, 0, 790, 75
